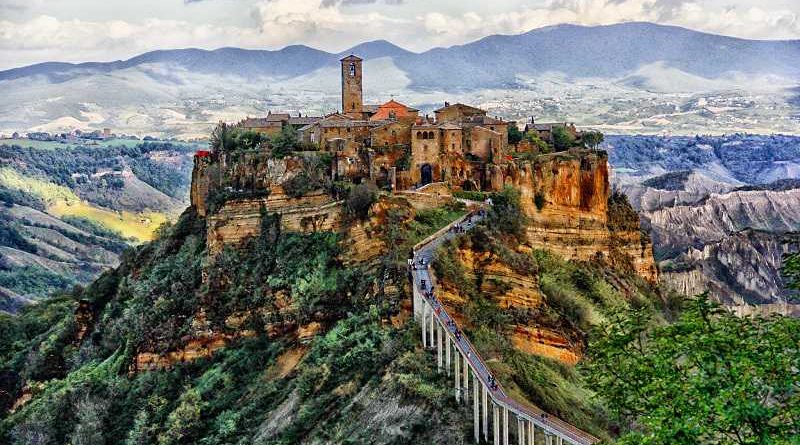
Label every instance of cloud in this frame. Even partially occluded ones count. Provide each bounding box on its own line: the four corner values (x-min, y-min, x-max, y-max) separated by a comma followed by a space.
418, 0, 800, 47
0, 0, 798, 70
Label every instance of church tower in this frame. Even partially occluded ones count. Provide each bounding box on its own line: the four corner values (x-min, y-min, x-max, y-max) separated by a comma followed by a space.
341, 55, 363, 118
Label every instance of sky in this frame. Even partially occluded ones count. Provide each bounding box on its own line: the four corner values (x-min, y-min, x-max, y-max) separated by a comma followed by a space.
1, 0, 799, 70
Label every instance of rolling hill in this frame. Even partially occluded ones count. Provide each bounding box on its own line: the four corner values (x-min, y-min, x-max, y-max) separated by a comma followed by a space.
1, 22, 799, 138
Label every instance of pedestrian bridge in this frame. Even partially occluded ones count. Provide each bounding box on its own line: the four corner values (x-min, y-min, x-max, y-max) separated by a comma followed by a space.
410, 210, 599, 445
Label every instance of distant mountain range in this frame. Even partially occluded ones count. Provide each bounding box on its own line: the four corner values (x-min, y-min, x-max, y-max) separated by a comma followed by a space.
1, 22, 799, 137
4, 22, 800, 90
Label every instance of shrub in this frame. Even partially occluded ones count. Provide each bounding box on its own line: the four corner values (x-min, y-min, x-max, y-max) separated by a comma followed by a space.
345, 183, 377, 220
534, 190, 546, 211
552, 127, 575, 152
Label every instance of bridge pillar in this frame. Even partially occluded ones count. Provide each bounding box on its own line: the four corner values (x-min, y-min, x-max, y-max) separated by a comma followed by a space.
462, 355, 469, 403
528, 421, 534, 445
446, 334, 451, 376
483, 385, 489, 442
421, 302, 427, 349
503, 406, 509, 445
437, 322, 443, 372
517, 418, 523, 445
493, 404, 500, 445
454, 347, 461, 402
473, 373, 480, 443
429, 307, 435, 350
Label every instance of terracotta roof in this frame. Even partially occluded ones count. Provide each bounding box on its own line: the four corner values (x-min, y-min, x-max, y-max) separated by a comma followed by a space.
463, 115, 506, 125
369, 99, 419, 121
529, 122, 569, 131
319, 119, 385, 128
433, 102, 485, 114
241, 118, 281, 128
287, 116, 322, 125
266, 113, 290, 122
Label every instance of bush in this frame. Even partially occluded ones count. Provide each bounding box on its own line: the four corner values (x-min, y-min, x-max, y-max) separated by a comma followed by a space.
345, 183, 377, 220
534, 191, 546, 211
453, 190, 487, 201
552, 127, 575, 152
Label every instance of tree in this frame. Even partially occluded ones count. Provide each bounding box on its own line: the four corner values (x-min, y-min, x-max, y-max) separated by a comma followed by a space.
487, 186, 527, 239
582, 131, 604, 151
271, 125, 298, 159
551, 126, 575, 152
585, 295, 800, 445
524, 132, 550, 154
783, 252, 800, 290
508, 124, 524, 145
210, 122, 235, 153
345, 183, 377, 220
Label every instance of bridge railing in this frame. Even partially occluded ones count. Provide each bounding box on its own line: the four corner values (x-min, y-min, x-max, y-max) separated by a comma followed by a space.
410, 213, 599, 445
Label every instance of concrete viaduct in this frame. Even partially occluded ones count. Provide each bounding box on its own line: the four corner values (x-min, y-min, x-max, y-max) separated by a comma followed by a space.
409, 207, 599, 445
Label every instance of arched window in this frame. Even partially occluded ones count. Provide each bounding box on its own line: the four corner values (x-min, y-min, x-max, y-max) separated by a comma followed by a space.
428, 131, 435, 139
422, 132, 428, 140
416, 131, 422, 139
349, 63, 356, 77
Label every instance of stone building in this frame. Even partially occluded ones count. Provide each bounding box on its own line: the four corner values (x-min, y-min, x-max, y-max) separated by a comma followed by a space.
249, 54, 541, 191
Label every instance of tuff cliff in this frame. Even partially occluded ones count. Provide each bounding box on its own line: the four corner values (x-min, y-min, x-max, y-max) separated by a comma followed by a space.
490, 151, 658, 283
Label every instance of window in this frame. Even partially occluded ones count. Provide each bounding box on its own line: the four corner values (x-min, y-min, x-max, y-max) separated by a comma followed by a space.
416, 131, 422, 139
349, 62, 356, 77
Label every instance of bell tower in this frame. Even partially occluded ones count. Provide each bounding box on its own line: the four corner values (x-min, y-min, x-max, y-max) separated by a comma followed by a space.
341, 55, 363, 118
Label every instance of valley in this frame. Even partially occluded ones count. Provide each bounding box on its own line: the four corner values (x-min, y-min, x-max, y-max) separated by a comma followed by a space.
0, 139, 200, 310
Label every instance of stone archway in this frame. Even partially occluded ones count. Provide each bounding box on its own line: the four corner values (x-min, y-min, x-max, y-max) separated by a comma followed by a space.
420, 163, 433, 185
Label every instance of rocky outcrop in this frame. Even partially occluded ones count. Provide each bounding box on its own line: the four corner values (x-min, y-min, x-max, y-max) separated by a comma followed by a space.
206, 192, 343, 254
436, 246, 583, 365
660, 230, 800, 305
491, 151, 658, 282
648, 188, 800, 254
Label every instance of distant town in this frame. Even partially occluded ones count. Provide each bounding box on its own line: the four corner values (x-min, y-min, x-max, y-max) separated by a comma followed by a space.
0, 128, 203, 145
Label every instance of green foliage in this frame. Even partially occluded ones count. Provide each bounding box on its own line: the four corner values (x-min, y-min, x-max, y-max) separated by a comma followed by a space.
158, 388, 204, 445
486, 186, 527, 239
525, 131, 550, 153
270, 125, 299, 159
0, 212, 37, 253
0, 185, 46, 210
394, 147, 412, 171
606, 190, 641, 232
345, 183, 377, 220
534, 190, 546, 211
585, 295, 800, 445
783, 252, 800, 291
0, 266, 77, 299
508, 124, 524, 145
582, 131, 604, 150
283, 156, 330, 199
452, 190, 487, 201
60, 215, 133, 244
552, 127, 575, 152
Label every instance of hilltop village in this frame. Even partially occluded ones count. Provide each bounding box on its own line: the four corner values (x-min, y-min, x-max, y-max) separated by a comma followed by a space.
190, 54, 655, 282
232, 54, 582, 191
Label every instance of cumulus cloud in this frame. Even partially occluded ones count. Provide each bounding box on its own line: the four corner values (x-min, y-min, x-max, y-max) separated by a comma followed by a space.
419, 0, 800, 47
0, 0, 798, 70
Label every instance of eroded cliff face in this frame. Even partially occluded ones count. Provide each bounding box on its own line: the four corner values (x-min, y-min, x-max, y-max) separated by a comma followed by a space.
491, 151, 658, 283
661, 230, 800, 307
436, 245, 582, 365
